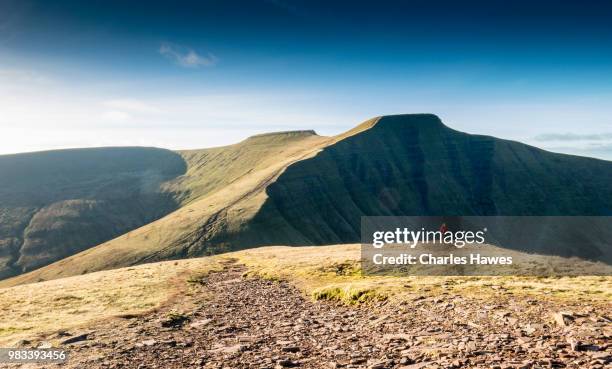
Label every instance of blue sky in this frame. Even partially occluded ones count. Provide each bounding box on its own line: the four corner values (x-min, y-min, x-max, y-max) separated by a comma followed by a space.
1, 0, 612, 159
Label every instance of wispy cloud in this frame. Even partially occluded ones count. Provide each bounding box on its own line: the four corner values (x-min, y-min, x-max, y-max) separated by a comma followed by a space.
531, 131, 612, 159
159, 42, 218, 68
544, 143, 612, 160
534, 132, 612, 142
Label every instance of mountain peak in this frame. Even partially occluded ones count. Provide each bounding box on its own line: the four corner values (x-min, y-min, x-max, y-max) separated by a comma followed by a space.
373, 113, 445, 130
337, 114, 446, 142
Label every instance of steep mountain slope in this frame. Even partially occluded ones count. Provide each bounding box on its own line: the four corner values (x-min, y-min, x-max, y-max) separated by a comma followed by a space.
0, 131, 323, 280
2, 114, 611, 286
0, 130, 332, 285
244, 114, 612, 242
165, 130, 323, 204
0, 147, 186, 279
0, 131, 329, 283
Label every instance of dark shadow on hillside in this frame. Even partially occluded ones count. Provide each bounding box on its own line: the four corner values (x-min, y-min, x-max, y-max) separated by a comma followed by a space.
234, 114, 612, 263
0, 147, 187, 279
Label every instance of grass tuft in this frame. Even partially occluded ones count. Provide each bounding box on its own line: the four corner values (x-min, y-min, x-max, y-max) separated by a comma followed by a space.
312, 285, 387, 304
163, 310, 190, 326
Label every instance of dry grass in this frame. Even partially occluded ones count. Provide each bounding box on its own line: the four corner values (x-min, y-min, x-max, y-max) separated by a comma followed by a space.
1, 244, 609, 346
231, 244, 612, 304
0, 257, 221, 346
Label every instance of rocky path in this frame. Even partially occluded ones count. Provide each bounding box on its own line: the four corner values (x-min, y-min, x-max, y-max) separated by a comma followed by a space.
13, 262, 611, 369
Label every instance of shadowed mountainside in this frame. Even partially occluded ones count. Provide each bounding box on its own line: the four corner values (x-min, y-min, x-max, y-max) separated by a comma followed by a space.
0, 147, 187, 279
2, 114, 612, 285
238, 115, 612, 245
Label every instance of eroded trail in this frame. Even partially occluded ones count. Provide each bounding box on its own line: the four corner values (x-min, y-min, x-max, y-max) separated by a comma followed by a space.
25, 262, 611, 369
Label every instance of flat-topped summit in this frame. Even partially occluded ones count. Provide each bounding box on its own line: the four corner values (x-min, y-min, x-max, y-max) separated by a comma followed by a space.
248, 129, 317, 138
337, 114, 445, 141
245, 130, 318, 142
370, 114, 446, 132
375, 113, 444, 124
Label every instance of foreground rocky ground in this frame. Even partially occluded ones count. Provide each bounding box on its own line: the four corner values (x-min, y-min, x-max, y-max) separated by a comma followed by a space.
8, 261, 611, 369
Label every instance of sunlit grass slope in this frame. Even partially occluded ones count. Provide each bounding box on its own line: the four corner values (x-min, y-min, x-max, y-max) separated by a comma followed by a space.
0, 257, 221, 345
235, 244, 612, 304
0, 244, 609, 346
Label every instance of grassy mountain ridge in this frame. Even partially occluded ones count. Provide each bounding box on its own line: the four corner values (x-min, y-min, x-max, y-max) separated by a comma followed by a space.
0, 131, 331, 285
0, 132, 325, 280
1, 114, 611, 285
164, 130, 321, 204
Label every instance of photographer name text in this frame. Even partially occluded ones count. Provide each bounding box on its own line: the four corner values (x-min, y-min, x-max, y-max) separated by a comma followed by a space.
372, 253, 513, 265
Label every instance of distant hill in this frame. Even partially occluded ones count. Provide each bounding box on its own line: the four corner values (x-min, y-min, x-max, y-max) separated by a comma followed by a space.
0, 147, 187, 279
2, 114, 611, 285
